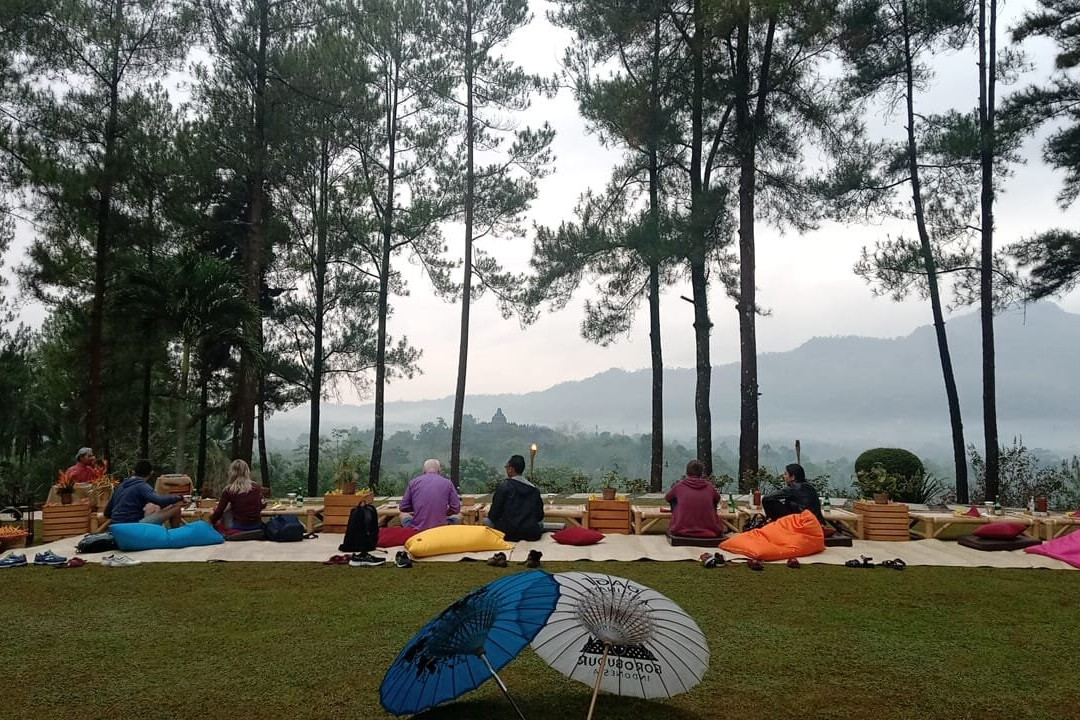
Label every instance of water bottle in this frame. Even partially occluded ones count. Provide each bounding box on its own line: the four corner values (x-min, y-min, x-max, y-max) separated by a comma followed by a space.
1027, 496, 1035, 514
822, 496, 832, 514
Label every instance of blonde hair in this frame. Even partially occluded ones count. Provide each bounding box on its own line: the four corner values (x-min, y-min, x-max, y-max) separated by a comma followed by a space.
225, 459, 256, 495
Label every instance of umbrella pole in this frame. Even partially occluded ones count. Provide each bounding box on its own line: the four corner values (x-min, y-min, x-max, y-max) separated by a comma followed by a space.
479, 652, 527, 720
585, 644, 611, 720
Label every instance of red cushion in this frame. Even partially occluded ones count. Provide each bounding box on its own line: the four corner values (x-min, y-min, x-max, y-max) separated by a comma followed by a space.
973, 522, 1026, 539
552, 527, 605, 546
377, 526, 419, 548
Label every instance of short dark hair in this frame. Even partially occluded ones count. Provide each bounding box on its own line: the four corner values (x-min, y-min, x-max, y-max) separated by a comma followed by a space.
686, 459, 705, 477
506, 455, 526, 474
785, 463, 806, 483
134, 459, 153, 477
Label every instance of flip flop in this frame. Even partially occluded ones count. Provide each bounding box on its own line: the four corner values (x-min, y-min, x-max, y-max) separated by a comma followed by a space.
881, 558, 906, 570
322, 554, 350, 565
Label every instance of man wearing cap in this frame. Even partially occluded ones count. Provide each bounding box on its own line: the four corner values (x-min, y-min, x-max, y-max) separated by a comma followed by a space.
66, 448, 97, 485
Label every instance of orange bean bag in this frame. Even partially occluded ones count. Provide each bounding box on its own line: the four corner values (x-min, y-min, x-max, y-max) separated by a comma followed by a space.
720, 510, 825, 561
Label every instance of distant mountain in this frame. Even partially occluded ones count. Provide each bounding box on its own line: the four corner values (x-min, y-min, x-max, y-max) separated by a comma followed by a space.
266, 302, 1080, 458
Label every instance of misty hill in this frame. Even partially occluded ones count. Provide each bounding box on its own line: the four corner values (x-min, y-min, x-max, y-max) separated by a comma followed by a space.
266, 302, 1080, 458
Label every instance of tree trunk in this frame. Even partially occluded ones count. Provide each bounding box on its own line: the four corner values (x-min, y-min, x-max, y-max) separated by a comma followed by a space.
369, 72, 400, 495
646, 5, 664, 493
140, 355, 152, 459
86, 0, 125, 450
735, 7, 775, 489
450, 2, 476, 490
175, 342, 190, 472
978, 0, 1000, 501
689, 0, 712, 476
307, 135, 330, 497
258, 377, 270, 489
237, 0, 270, 464
901, 0, 968, 501
197, 374, 209, 491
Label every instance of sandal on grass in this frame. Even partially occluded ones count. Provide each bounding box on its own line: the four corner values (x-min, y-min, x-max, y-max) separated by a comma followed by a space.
881, 558, 906, 570
747, 559, 764, 571
786, 558, 801, 569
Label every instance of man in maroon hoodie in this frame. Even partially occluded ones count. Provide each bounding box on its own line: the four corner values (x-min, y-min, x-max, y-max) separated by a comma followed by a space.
664, 459, 723, 538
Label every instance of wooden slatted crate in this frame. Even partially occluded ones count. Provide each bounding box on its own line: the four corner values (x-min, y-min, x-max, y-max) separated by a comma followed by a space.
42, 502, 92, 541
322, 492, 372, 533
587, 499, 632, 535
853, 500, 911, 541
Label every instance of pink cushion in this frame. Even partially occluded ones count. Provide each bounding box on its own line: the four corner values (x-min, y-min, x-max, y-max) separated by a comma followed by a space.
552, 527, 605, 546
377, 526, 418, 548
973, 522, 1026, 539
1025, 531, 1080, 568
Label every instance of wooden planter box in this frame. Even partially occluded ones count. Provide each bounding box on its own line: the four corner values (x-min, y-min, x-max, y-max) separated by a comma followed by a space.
853, 500, 911, 541
587, 499, 631, 535
42, 502, 92, 541
323, 492, 373, 533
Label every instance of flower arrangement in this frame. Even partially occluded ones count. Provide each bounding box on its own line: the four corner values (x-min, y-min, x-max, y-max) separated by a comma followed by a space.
56, 469, 76, 494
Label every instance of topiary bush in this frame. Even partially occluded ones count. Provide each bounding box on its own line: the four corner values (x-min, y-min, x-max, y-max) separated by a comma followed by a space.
854, 448, 925, 482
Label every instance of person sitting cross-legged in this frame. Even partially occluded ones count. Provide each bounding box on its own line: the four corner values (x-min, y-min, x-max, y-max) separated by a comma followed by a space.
399, 459, 461, 531
484, 454, 563, 541
209, 459, 265, 534
103, 459, 185, 527
664, 459, 723, 538
762, 463, 824, 523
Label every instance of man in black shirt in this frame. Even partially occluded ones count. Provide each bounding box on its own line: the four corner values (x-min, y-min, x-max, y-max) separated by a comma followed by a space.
484, 455, 561, 541
762, 463, 825, 523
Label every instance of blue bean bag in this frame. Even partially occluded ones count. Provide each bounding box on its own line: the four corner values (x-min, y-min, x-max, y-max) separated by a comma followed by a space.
111, 521, 224, 551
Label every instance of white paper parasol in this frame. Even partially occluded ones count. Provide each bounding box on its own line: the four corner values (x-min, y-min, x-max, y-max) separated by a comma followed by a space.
531, 572, 709, 719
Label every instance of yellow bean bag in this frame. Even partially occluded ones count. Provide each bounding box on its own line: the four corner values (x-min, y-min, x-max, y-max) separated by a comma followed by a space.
720, 510, 825, 561
404, 524, 513, 558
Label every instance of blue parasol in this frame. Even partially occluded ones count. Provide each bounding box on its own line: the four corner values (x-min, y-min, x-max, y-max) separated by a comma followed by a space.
380, 570, 559, 718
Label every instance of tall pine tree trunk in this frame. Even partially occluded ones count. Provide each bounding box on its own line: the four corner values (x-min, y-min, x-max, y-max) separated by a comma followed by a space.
735, 7, 775, 489
197, 373, 209, 491
689, 0, 712, 475
450, 1, 476, 490
369, 74, 400, 494
646, 5, 664, 493
307, 136, 330, 497
87, 0, 124, 450
902, 0, 968, 501
238, 0, 270, 464
175, 342, 190, 471
258, 377, 270, 488
978, 0, 1000, 501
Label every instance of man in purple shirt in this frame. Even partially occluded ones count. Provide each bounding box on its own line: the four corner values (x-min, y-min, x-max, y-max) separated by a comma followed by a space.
399, 459, 461, 531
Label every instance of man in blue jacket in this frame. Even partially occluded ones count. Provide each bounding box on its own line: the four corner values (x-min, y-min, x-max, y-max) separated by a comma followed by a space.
104, 459, 185, 527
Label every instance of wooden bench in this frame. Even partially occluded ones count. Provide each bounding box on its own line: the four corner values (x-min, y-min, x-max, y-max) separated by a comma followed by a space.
632, 506, 741, 535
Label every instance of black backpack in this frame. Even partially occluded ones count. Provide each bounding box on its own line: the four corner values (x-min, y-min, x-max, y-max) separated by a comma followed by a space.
339, 504, 379, 553
76, 532, 118, 554
264, 515, 306, 542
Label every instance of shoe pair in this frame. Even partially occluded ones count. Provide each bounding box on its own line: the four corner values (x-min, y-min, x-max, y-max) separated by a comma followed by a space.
699, 552, 726, 568
881, 558, 906, 570
844, 555, 875, 569
0, 552, 27, 568
101, 553, 140, 567
34, 550, 68, 566
348, 552, 385, 567
394, 551, 412, 569
524, 550, 543, 569
487, 552, 508, 568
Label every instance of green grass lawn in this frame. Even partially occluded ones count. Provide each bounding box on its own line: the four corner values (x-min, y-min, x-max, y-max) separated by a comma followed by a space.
2, 561, 1077, 720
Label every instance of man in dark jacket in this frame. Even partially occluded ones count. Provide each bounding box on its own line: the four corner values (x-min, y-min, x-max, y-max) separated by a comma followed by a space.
484, 455, 561, 541
763, 463, 824, 523
104, 459, 185, 526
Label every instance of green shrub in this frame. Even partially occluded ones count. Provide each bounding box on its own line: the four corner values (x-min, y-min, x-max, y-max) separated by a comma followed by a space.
854, 448, 924, 481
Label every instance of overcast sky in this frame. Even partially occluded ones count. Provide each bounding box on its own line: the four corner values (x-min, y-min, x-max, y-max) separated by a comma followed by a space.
6, 1, 1080, 405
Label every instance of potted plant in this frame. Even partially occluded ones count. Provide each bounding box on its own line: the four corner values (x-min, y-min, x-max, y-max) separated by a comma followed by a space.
854, 464, 900, 504
56, 470, 76, 505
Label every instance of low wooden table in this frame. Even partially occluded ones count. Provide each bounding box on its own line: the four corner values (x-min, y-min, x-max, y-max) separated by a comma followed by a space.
180, 503, 324, 534
1033, 512, 1080, 540
823, 508, 864, 539
908, 509, 1035, 539
632, 505, 739, 535
476, 503, 587, 528
375, 504, 478, 528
